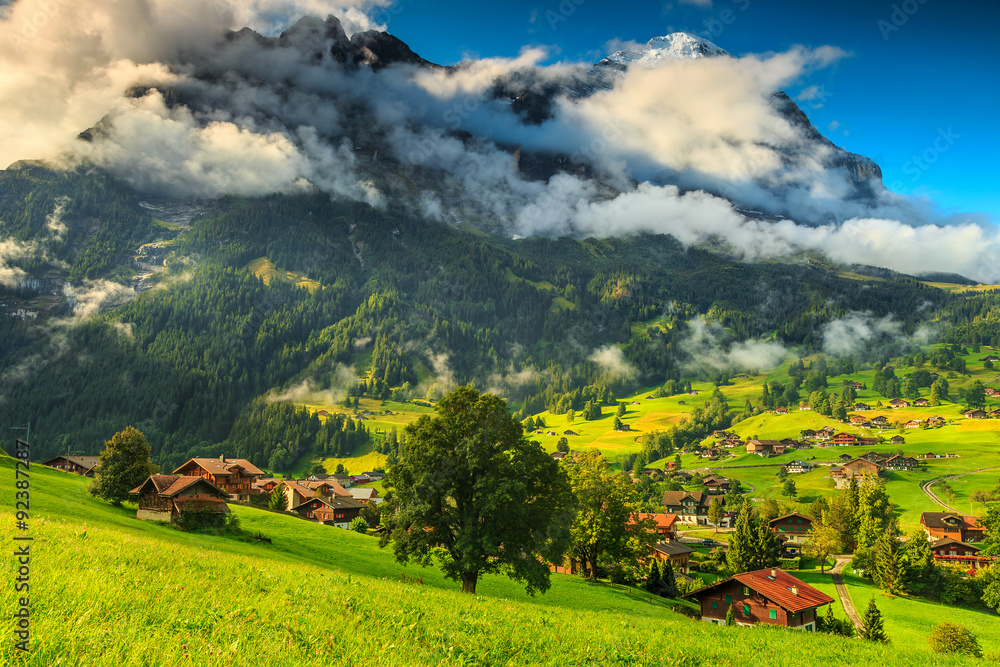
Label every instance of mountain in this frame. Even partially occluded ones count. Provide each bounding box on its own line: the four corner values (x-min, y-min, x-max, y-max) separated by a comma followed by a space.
597, 32, 731, 69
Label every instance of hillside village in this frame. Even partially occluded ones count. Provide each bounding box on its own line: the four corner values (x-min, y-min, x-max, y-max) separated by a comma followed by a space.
31, 343, 1000, 655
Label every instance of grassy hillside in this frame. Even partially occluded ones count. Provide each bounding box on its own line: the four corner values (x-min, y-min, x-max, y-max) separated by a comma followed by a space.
2, 455, 990, 666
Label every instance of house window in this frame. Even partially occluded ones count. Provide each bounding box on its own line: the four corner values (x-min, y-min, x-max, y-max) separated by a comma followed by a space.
768, 609, 777, 620
742, 605, 751, 617
725, 594, 732, 604
711, 601, 719, 609
742, 586, 750, 596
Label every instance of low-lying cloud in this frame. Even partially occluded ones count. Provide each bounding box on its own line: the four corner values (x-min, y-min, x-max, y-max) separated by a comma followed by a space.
680, 316, 788, 375
821, 312, 933, 359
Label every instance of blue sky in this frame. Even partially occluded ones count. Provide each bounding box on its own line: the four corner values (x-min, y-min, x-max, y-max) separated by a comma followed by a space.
382, 0, 999, 222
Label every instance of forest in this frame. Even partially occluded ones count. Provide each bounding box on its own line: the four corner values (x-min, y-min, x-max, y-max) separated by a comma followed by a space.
0, 165, 995, 471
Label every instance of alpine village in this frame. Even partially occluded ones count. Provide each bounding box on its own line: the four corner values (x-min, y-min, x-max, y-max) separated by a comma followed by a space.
3, 3, 1000, 666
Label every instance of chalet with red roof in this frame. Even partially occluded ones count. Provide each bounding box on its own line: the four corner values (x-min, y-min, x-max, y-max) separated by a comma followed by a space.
684, 568, 833, 631
42, 455, 101, 478
129, 475, 230, 522
173, 456, 265, 502
631, 513, 679, 540
921, 512, 985, 543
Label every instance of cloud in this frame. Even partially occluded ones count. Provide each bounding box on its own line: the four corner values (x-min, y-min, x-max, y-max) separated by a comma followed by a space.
61, 279, 136, 320
680, 316, 788, 374
589, 345, 638, 382
0, 239, 32, 287
821, 312, 933, 358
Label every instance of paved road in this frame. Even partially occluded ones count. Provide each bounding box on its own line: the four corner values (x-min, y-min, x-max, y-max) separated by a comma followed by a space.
829, 556, 864, 632
921, 465, 1000, 512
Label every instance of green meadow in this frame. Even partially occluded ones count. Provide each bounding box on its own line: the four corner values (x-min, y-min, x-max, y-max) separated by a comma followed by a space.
1, 455, 992, 667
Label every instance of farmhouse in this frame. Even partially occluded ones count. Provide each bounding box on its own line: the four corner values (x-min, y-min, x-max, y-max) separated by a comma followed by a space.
774, 407, 789, 415
849, 415, 869, 426
963, 409, 989, 419
929, 538, 995, 571
829, 432, 858, 446
913, 398, 929, 407
652, 540, 694, 574
889, 399, 910, 409
890, 435, 906, 445
853, 402, 870, 411
920, 512, 985, 543
349, 487, 380, 504
129, 475, 231, 523
800, 429, 817, 439
173, 456, 265, 502
980, 356, 1000, 362
42, 455, 100, 477
799, 403, 810, 411
885, 455, 920, 471
745, 439, 786, 457
632, 513, 679, 540
841, 458, 882, 479
871, 415, 889, 427
684, 568, 833, 630
661, 491, 716, 525
785, 461, 813, 474
986, 387, 1000, 397
295, 496, 365, 528
702, 475, 731, 494
903, 419, 924, 429
563, 430, 579, 436
769, 513, 812, 557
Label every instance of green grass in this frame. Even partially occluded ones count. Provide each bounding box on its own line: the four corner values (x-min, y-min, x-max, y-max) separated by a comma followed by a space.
838, 566, 1000, 654
4, 455, 992, 666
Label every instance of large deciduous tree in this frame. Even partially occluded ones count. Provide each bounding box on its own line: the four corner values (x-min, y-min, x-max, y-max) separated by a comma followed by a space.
381, 386, 573, 595
88, 426, 158, 506
567, 450, 654, 578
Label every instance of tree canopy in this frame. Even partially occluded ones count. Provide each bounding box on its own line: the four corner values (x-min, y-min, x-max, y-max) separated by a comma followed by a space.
88, 426, 159, 506
382, 386, 573, 595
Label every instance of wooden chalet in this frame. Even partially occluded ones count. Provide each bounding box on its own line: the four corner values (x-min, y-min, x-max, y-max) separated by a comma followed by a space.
292, 495, 365, 528
702, 475, 731, 494
889, 399, 910, 409
129, 475, 230, 522
42, 455, 100, 477
349, 487, 380, 504
913, 398, 929, 407
903, 419, 924, 429
769, 513, 812, 556
661, 491, 716, 525
986, 387, 1000, 397
774, 407, 789, 415
981, 355, 1000, 362
848, 415, 869, 426
684, 568, 833, 631
871, 415, 889, 427
800, 429, 817, 439
929, 538, 995, 571
841, 458, 883, 479
920, 512, 985, 543
173, 456, 265, 502
254, 478, 282, 493
890, 435, 906, 445
279, 479, 351, 511
652, 540, 694, 574
745, 440, 786, 457
853, 402, 870, 411
829, 432, 858, 446
785, 461, 813, 474
964, 409, 990, 419
885, 455, 919, 471
632, 513, 679, 540
838, 453, 854, 463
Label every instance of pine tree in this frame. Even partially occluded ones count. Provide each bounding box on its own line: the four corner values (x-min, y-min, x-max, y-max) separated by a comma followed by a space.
613, 416, 624, 431
88, 426, 159, 506
726, 500, 755, 574
874, 531, 905, 594
725, 604, 735, 626
616, 402, 627, 417
523, 416, 535, 432
708, 497, 723, 532
661, 558, 679, 598
646, 559, 662, 595
268, 484, 287, 511
753, 512, 782, 570
860, 598, 889, 643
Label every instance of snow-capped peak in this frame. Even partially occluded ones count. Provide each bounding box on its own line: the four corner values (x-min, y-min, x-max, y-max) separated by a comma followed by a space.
599, 32, 730, 69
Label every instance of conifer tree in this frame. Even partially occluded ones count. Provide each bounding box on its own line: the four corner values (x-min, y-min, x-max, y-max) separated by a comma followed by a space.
725, 604, 735, 626
616, 402, 627, 417
268, 484, 288, 511
753, 512, 782, 570
726, 500, 755, 574
874, 531, 905, 594
646, 559, 662, 594
859, 598, 889, 643
661, 558, 679, 598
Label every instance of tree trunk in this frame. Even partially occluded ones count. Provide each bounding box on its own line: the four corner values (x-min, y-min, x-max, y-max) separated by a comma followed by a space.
460, 572, 478, 594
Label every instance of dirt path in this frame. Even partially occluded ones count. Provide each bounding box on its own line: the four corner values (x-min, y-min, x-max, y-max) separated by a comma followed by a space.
829, 555, 864, 632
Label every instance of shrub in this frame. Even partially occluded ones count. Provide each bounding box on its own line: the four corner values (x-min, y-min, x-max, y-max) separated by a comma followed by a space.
349, 517, 369, 534
778, 558, 801, 570
927, 622, 982, 658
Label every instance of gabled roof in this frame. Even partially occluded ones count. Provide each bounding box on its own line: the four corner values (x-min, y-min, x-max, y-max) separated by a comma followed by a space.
129, 475, 228, 498
44, 455, 101, 470
769, 512, 812, 526
661, 491, 708, 506
633, 513, 679, 530
930, 537, 980, 552
173, 457, 265, 477
654, 540, 694, 557
684, 568, 833, 613
921, 512, 981, 530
